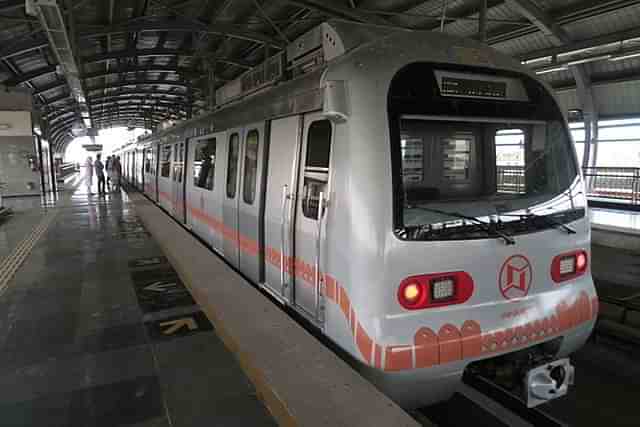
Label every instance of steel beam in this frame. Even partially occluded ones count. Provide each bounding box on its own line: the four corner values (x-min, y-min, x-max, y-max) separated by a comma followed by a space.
4, 65, 57, 86
82, 65, 191, 81
89, 98, 190, 110
0, 35, 49, 60
44, 92, 72, 105
77, 18, 286, 48
0, 0, 24, 13
519, 26, 640, 62
88, 90, 191, 101
282, 0, 392, 26
89, 109, 187, 119
478, 0, 488, 42
506, 0, 598, 169
85, 79, 193, 92
33, 79, 67, 96
488, 0, 640, 46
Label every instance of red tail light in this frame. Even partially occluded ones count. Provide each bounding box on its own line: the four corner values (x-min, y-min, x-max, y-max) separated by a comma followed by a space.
398, 272, 474, 310
551, 250, 588, 283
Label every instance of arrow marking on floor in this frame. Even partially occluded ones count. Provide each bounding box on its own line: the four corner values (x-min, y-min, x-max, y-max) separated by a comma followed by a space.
144, 281, 179, 292
159, 317, 197, 335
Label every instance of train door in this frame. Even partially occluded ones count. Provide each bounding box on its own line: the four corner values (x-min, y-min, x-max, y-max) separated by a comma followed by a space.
186, 133, 223, 250
158, 143, 173, 211
293, 113, 333, 322
172, 141, 186, 222
238, 122, 266, 283
263, 115, 301, 301
222, 128, 243, 268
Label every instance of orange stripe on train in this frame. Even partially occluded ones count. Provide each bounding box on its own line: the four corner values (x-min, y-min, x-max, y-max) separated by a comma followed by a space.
182, 202, 597, 372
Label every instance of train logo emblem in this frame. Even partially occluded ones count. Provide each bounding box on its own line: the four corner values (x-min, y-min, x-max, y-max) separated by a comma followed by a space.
499, 255, 532, 300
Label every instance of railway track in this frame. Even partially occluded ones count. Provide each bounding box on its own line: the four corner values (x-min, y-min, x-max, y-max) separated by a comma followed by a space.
415, 374, 567, 427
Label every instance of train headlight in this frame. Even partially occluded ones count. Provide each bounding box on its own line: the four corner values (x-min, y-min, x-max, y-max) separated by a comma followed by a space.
551, 250, 588, 283
399, 282, 427, 309
398, 272, 473, 310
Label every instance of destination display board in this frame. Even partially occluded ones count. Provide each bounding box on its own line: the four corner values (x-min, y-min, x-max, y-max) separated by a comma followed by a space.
82, 144, 103, 152
441, 77, 507, 98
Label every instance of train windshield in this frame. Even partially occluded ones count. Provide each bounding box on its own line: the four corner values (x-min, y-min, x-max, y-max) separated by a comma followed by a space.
389, 63, 583, 241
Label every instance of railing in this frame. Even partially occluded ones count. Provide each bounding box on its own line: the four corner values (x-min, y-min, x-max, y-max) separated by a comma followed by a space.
497, 165, 525, 194
583, 167, 640, 204
56, 162, 78, 181
498, 166, 640, 205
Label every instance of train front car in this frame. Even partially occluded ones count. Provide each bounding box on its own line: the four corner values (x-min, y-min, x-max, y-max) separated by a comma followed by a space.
321, 27, 596, 408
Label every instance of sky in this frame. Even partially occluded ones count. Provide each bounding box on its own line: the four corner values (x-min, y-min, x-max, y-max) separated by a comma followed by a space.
64, 127, 149, 163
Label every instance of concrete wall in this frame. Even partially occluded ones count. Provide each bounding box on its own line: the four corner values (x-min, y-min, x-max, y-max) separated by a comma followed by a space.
0, 90, 40, 198
0, 135, 41, 197
0, 87, 33, 111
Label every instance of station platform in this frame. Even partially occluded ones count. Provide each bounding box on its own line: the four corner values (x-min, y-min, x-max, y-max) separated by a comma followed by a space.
0, 177, 417, 427
0, 179, 276, 427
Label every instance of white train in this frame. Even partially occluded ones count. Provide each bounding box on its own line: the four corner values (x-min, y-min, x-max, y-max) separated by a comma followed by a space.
118, 22, 597, 409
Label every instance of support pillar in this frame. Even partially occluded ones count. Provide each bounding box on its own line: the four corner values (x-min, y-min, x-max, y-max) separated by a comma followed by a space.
478, 0, 488, 42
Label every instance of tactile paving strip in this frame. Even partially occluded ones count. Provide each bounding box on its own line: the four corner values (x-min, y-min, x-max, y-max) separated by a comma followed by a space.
0, 210, 57, 296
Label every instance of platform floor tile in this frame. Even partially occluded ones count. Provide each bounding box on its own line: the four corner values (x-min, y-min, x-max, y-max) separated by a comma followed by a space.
0, 181, 275, 426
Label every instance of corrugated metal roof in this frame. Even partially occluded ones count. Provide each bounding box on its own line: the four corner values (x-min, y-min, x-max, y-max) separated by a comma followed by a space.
563, 3, 640, 40
2, 0, 640, 150
556, 79, 640, 117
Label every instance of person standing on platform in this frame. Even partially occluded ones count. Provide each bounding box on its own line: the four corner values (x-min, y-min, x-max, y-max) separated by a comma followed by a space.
85, 156, 94, 194
94, 153, 106, 194
105, 155, 113, 191
113, 155, 122, 191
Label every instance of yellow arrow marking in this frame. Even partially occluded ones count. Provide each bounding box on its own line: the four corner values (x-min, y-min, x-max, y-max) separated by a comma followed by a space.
159, 317, 198, 335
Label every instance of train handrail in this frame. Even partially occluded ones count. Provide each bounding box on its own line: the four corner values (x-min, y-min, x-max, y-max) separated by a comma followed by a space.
280, 184, 289, 299
314, 191, 325, 323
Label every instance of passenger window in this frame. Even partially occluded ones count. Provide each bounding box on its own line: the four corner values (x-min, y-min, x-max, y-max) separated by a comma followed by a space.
495, 129, 526, 194
442, 134, 473, 182
243, 130, 259, 204
302, 120, 332, 219
226, 133, 240, 198
193, 138, 216, 190
144, 149, 151, 173
160, 145, 171, 177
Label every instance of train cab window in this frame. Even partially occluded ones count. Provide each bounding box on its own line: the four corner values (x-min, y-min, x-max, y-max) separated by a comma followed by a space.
389, 63, 582, 240
160, 145, 171, 177
226, 133, 240, 198
194, 138, 216, 190
302, 120, 332, 219
495, 129, 526, 194
242, 130, 259, 204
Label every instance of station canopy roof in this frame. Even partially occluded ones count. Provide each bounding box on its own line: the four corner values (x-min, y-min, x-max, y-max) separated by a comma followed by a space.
1, 0, 639, 152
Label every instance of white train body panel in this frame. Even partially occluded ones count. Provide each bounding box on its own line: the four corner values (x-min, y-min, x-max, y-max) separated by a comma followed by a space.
117, 22, 597, 408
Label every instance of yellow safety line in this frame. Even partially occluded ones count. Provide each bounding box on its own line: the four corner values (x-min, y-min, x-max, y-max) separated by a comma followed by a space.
0, 210, 57, 296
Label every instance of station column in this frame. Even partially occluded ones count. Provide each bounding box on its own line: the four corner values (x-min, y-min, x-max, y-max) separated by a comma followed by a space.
0, 87, 41, 198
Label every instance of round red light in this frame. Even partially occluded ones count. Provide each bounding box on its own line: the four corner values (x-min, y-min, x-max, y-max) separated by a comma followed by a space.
576, 252, 587, 270
399, 282, 427, 309
404, 283, 421, 302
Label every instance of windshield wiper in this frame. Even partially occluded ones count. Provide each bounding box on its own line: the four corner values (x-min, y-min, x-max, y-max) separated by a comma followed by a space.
500, 212, 576, 234
410, 206, 516, 245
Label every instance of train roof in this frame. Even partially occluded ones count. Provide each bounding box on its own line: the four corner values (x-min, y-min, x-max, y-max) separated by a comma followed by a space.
137, 21, 538, 146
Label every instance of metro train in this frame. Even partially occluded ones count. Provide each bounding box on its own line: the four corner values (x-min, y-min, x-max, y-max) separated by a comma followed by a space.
117, 22, 597, 408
